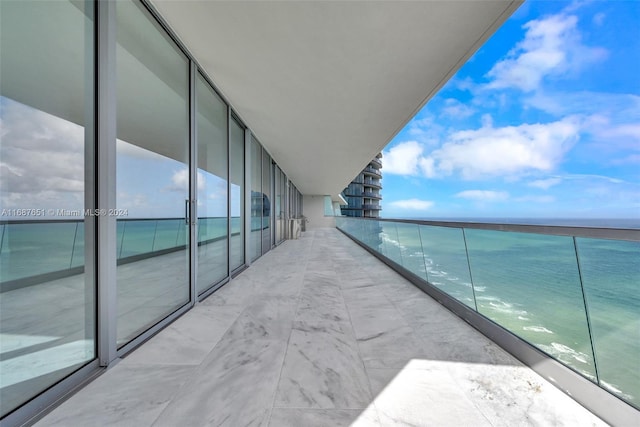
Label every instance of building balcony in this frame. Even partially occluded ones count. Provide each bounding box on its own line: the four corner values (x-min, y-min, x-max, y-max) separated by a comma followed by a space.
363, 179, 382, 189
343, 192, 363, 198
363, 191, 382, 199
369, 157, 382, 169
36, 228, 607, 426
363, 167, 381, 177
362, 203, 381, 210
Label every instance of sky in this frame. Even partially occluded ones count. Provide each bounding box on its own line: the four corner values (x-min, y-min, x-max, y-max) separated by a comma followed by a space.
1, 0, 638, 222
381, 0, 640, 220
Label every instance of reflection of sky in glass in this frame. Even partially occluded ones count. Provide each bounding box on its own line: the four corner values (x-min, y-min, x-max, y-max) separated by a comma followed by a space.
1, 96, 85, 217
0, 96, 233, 219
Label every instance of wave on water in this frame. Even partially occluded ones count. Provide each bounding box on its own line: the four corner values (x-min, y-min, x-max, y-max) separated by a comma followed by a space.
477, 296, 528, 316
539, 342, 592, 367
601, 380, 634, 401
523, 325, 554, 334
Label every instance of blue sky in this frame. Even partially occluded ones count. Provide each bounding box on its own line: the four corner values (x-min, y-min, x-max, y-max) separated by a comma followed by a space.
381, 0, 640, 219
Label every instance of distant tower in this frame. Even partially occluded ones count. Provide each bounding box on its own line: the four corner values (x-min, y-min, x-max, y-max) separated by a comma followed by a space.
340, 153, 382, 217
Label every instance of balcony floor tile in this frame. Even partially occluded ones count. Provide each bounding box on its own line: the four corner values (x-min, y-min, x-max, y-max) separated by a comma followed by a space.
36, 228, 607, 427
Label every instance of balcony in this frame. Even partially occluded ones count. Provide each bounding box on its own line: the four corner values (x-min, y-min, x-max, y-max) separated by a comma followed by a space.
363, 179, 382, 189
363, 191, 382, 199
336, 217, 639, 424
363, 203, 381, 210
35, 228, 606, 426
363, 167, 381, 177
369, 157, 382, 169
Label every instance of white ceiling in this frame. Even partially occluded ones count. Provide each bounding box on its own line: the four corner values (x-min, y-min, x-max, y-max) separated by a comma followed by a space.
149, 1, 521, 196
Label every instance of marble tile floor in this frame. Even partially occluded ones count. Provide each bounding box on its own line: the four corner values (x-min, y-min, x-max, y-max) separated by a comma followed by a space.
36, 228, 606, 426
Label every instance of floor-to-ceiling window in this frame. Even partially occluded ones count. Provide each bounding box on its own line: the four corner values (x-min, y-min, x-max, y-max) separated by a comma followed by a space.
115, 0, 190, 347
261, 148, 272, 254
1, 1, 299, 422
0, 0, 96, 417
196, 73, 228, 294
229, 116, 245, 271
250, 137, 262, 262
274, 166, 282, 244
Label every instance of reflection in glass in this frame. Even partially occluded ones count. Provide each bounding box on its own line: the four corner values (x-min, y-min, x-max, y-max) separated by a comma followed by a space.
115, 0, 190, 347
262, 148, 272, 254
0, 0, 95, 417
275, 166, 282, 244
250, 138, 262, 262
196, 74, 228, 293
577, 238, 640, 408
465, 229, 596, 379
230, 117, 245, 271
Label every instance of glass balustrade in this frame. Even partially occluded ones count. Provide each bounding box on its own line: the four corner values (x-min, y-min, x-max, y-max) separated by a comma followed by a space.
0, 218, 230, 289
336, 216, 639, 409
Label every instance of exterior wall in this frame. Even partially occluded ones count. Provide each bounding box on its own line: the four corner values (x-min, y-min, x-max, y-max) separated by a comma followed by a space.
303, 195, 336, 229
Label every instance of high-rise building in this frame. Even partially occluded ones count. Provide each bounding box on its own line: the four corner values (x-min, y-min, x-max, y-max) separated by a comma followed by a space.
341, 153, 382, 218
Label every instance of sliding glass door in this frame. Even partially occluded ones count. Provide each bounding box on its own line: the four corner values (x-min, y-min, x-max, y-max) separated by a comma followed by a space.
115, 0, 190, 347
196, 73, 228, 294
0, 0, 96, 417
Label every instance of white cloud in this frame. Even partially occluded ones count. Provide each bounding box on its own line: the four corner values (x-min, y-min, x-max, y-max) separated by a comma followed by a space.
528, 91, 640, 118
485, 13, 607, 92
388, 199, 434, 210
382, 141, 425, 175
441, 98, 475, 119
432, 116, 580, 179
166, 169, 207, 193
455, 190, 509, 201
529, 178, 562, 189
0, 97, 85, 211
384, 117, 580, 180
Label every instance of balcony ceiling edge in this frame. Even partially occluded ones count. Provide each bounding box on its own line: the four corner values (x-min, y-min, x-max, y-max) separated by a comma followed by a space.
149, 0, 522, 195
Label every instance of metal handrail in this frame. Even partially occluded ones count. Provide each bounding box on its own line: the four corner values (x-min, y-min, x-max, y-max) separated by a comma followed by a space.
347, 217, 640, 242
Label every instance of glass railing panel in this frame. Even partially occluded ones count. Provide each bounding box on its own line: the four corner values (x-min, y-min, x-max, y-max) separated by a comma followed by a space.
380, 221, 402, 266
365, 220, 384, 253
70, 222, 85, 268
116, 220, 125, 258
197, 217, 228, 293
231, 216, 242, 235
359, 219, 368, 245
176, 219, 188, 247
576, 237, 640, 408
395, 222, 428, 281
419, 225, 475, 308
198, 217, 227, 242
152, 219, 183, 252
464, 229, 596, 380
0, 221, 78, 283
119, 220, 155, 259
